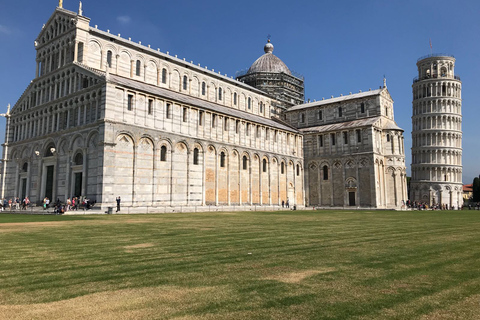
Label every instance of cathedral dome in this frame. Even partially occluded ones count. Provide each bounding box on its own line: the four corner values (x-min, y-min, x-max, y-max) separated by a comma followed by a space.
247, 40, 291, 75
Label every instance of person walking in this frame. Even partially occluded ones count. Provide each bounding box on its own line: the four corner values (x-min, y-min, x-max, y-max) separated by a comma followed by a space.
116, 196, 121, 212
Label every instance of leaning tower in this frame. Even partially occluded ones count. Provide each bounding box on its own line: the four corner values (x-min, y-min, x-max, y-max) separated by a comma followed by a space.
410, 54, 462, 208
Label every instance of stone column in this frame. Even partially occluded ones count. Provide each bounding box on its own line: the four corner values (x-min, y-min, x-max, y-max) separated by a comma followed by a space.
73, 41, 79, 62
81, 149, 87, 197
65, 152, 71, 200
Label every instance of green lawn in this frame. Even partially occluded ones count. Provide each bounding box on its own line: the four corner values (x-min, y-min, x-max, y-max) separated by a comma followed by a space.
1, 210, 479, 319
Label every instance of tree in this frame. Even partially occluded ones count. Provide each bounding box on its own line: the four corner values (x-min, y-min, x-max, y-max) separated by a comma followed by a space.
472, 177, 480, 202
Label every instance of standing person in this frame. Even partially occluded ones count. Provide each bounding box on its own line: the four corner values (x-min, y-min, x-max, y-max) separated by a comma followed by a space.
15, 197, 20, 210
8, 198, 12, 211
286, 198, 290, 208
66, 198, 71, 211
282, 200, 285, 208
116, 196, 121, 212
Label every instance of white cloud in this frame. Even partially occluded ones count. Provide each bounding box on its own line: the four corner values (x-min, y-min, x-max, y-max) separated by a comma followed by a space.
117, 16, 131, 25
0, 25, 12, 35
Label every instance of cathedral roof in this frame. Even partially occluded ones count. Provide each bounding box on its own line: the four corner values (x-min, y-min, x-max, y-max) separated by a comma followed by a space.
288, 88, 385, 111
298, 116, 403, 133
246, 40, 291, 75
107, 74, 300, 133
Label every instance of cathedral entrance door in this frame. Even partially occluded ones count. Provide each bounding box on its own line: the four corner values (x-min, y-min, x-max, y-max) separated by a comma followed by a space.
74, 172, 82, 198
21, 178, 27, 200
348, 191, 356, 206
45, 165, 54, 200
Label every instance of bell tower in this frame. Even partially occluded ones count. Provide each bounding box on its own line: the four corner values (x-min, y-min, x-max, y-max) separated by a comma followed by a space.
410, 54, 463, 208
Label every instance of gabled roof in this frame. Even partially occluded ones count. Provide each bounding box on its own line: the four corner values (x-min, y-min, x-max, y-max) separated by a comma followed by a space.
36, 7, 77, 43
288, 88, 386, 112
107, 74, 299, 133
12, 63, 106, 114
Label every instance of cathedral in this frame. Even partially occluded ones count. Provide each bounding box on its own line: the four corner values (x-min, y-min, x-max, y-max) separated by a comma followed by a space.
0, 3, 407, 212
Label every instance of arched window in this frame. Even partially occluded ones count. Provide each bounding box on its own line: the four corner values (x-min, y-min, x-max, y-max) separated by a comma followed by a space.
323, 165, 328, 180
22, 163, 28, 172
45, 144, 55, 157
201, 82, 206, 96
262, 159, 267, 172
248, 97, 251, 109
220, 152, 226, 167
162, 68, 167, 84
296, 164, 300, 176
106, 50, 112, 68
260, 102, 263, 114
218, 87, 222, 100
338, 107, 342, 117
136, 60, 141, 76
387, 134, 390, 142
233, 92, 237, 105
243, 156, 248, 170
193, 148, 199, 165
183, 75, 188, 90
281, 162, 285, 174
224, 117, 228, 131
360, 103, 365, 113
160, 146, 167, 161
74, 153, 83, 165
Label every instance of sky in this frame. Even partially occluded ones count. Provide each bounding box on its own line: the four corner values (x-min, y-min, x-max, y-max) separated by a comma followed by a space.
0, 0, 478, 183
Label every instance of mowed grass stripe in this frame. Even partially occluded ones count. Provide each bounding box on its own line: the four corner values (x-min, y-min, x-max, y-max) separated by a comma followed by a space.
1, 210, 480, 319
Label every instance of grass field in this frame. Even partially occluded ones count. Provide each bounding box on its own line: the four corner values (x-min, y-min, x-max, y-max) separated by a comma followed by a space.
1, 210, 480, 320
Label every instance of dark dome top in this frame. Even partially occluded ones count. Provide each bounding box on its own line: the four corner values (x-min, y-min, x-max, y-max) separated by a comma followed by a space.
247, 40, 291, 75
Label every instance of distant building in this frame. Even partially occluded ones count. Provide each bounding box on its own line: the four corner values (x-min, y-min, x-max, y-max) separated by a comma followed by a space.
463, 184, 473, 203
410, 54, 463, 208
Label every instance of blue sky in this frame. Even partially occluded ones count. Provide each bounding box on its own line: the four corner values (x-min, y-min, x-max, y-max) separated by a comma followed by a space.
0, 0, 479, 183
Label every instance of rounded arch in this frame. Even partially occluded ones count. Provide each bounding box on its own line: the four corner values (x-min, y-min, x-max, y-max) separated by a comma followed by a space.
72, 149, 84, 165
138, 136, 154, 148
134, 53, 146, 65
103, 44, 118, 55
20, 146, 32, 159
9, 148, 19, 161
116, 132, 135, 146
88, 38, 102, 50
69, 133, 85, 151
158, 138, 173, 150
345, 176, 357, 188
175, 139, 190, 152
86, 131, 100, 149
138, 134, 155, 146
56, 138, 69, 156
206, 144, 217, 155
44, 141, 57, 157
